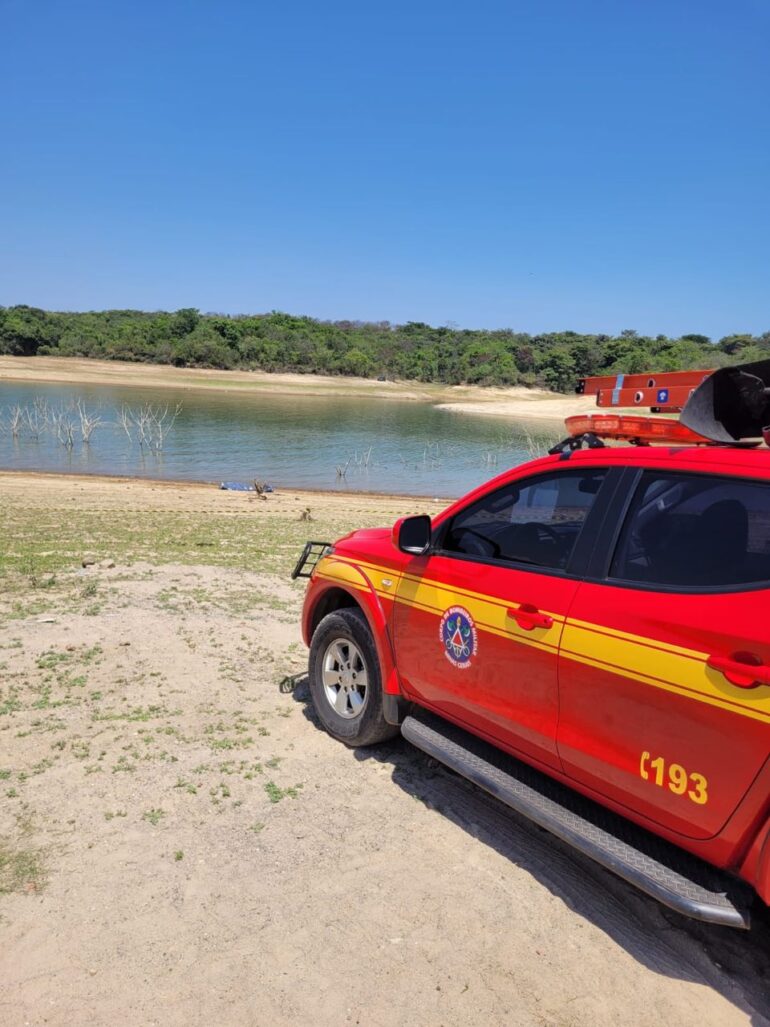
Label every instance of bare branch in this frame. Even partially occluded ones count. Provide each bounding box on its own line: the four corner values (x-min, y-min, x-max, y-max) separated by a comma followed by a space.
76, 400, 103, 444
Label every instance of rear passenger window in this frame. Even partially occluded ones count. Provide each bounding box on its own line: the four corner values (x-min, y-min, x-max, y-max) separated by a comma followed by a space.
611, 472, 770, 589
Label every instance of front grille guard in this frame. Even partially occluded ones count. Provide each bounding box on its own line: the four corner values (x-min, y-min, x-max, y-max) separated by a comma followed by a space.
291, 541, 332, 580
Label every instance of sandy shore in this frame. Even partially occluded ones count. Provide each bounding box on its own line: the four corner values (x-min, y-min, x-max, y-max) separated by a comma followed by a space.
435, 392, 596, 421
0, 468, 432, 520
0, 355, 596, 421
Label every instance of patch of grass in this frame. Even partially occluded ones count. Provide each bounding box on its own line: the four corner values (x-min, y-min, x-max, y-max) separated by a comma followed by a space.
36, 650, 73, 670
0, 490, 394, 587
204, 721, 254, 751
7, 598, 55, 621
209, 782, 231, 802
0, 689, 22, 716
264, 781, 303, 804
71, 740, 90, 760
208, 735, 252, 751
217, 759, 263, 779
142, 808, 165, 826
16, 719, 67, 740
112, 756, 136, 773
174, 850, 184, 861
94, 704, 170, 723
0, 841, 46, 895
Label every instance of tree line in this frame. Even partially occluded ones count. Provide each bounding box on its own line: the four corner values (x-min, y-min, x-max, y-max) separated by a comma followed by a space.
0, 305, 767, 393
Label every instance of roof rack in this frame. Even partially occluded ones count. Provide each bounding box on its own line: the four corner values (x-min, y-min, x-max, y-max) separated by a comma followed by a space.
553, 361, 770, 451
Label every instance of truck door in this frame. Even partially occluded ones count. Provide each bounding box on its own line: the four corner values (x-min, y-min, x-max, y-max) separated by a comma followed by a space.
558, 468, 770, 840
392, 465, 613, 771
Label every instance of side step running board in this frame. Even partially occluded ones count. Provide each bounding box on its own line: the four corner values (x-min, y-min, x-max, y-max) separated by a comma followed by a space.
402, 711, 752, 929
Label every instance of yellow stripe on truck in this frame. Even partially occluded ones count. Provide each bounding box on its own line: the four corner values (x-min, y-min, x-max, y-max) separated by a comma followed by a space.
315, 556, 770, 723
560, 623, 770, 724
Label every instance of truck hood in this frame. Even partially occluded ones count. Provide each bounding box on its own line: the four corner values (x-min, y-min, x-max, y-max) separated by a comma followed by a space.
335, 527, 390, 549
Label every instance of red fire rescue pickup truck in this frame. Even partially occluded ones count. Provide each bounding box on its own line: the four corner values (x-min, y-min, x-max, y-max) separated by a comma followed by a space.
292, 362, 770, 929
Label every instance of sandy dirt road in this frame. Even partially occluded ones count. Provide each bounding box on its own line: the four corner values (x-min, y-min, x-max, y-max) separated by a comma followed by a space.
1, 475, 769, 1026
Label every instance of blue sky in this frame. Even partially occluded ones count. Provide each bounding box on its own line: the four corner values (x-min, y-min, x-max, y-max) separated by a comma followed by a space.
1, 0, 768, 338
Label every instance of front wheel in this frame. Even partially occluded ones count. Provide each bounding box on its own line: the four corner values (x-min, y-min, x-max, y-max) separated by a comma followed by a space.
308, 608, 399, 747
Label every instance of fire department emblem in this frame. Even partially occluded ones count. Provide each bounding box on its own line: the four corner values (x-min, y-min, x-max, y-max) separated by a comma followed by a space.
439, 606, 478, 669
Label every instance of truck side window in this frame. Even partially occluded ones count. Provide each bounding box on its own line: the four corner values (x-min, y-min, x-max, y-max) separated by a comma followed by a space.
610, 471, 770, 589
442, 468, 607, 570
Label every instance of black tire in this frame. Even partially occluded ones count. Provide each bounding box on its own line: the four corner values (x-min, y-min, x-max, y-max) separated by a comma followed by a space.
308, 608, 400, 747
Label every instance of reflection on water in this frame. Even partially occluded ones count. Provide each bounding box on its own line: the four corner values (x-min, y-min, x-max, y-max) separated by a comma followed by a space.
0, 380, 561, 498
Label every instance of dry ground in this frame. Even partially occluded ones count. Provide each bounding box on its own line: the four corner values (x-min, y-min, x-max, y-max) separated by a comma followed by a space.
0, 356, 596, 422
1, 473, 769, 1026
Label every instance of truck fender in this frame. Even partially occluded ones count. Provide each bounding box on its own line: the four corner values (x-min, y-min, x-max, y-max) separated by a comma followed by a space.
307, 557, 403, 699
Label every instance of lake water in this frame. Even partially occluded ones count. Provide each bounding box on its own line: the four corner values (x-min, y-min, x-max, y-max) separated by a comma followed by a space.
0, 380, 562, 498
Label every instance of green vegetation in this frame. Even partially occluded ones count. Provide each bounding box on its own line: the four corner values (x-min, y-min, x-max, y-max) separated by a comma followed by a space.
0, 505, 389, 585
0, 840, 46, 895
264, 780, 303, 803
2, 306, 767, 391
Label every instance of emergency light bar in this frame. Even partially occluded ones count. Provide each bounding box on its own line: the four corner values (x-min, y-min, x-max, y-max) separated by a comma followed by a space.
571, 360, 770, 446
565, 414, 708, 446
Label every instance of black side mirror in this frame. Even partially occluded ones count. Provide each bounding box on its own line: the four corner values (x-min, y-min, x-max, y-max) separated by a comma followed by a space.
394, 515, 432, 555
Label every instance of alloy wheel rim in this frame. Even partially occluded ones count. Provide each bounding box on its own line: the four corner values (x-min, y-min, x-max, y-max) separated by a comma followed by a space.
321, 638, 368, 719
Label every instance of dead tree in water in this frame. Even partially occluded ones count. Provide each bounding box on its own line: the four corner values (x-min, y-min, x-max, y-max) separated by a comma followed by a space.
24, 397, 49, 440
76, 400, 103, 443
117, 405, 134, 442
51, 407, 77, 448
149, 404, 182, 450
116, 402, 182, 450
8, 405, 23, 438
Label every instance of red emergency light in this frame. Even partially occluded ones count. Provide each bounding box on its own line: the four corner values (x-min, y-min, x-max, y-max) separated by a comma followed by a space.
565, 413, 709, 446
